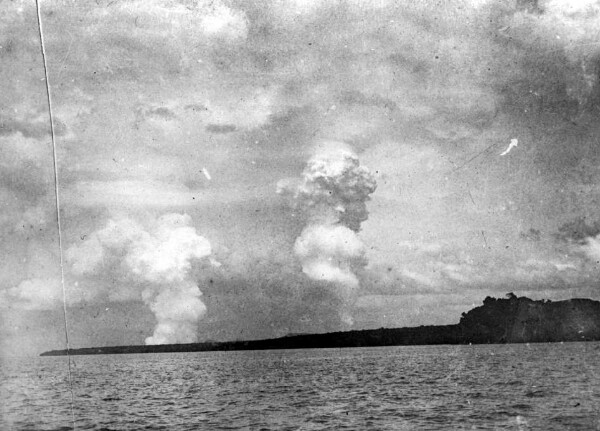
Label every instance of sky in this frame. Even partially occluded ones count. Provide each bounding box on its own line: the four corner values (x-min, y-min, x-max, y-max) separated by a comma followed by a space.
2, 0, 600, 356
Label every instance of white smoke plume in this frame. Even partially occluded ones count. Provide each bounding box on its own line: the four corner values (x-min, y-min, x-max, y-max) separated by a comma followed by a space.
279, 142, 377, 232
278, 141, 377, 323
294, 224, 365, 289
66, 213, 212, 345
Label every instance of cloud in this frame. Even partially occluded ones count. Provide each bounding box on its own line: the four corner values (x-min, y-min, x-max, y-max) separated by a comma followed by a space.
5, 0, 600, 353
64, 180, 271, 210
0, 278, 63, 310
199, 0, 248, 40
68, 214, 211, 282
279, 141, 376, 324
141, 106, 177, 121
0, 132, 52, 172
66, 180, 199, 208
278, 141, 377, 231
1, 0, 249, 89
0, 132, 57, 238
205, 124, 237, 134
555, 217, 600, 244
96, 0, 248, 42
201, 86, 276, 129
268, 0, 396, 20
521, 228, 542, 242
294, 224, 365, 289
529, 0, 600, 106
555, 217, 600, 267
492, 0, 600, 115
0, 116, 49, 139
582, 236, 600, 262
66, 213, 213, 344
14, 205, 49, 233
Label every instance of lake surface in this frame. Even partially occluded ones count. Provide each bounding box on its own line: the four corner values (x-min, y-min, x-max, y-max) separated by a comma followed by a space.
1, 343, 599, 430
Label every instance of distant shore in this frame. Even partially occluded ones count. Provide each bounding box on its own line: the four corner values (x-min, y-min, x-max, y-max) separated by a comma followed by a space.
40, 295, 600, 356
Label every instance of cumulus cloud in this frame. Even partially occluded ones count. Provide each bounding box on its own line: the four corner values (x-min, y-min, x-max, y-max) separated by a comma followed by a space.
66, 213, 213, 344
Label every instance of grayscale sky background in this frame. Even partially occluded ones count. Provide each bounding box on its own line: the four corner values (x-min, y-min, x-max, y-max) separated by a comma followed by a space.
2, 0, 600, 355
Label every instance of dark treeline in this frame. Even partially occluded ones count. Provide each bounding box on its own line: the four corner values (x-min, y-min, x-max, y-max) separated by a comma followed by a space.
41, 295, 600, 356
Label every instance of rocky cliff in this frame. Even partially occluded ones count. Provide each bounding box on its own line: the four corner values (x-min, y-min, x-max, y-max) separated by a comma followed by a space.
458, 294, 600, 343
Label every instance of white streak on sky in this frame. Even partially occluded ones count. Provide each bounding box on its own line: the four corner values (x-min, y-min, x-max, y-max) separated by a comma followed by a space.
500, 138, 518, 156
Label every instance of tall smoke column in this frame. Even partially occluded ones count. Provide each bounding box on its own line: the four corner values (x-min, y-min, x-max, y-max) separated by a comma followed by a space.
67, 213, 212, 345
278, 141, 377, 323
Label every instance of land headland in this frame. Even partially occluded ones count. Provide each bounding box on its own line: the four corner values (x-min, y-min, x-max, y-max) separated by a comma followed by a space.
40, 294, 600, 356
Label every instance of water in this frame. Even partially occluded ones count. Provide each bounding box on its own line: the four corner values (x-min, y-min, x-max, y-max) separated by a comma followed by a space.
1, 343, 599, 430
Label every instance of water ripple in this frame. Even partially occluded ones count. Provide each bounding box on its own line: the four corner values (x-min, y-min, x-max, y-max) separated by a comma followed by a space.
2, 343, 599, 430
